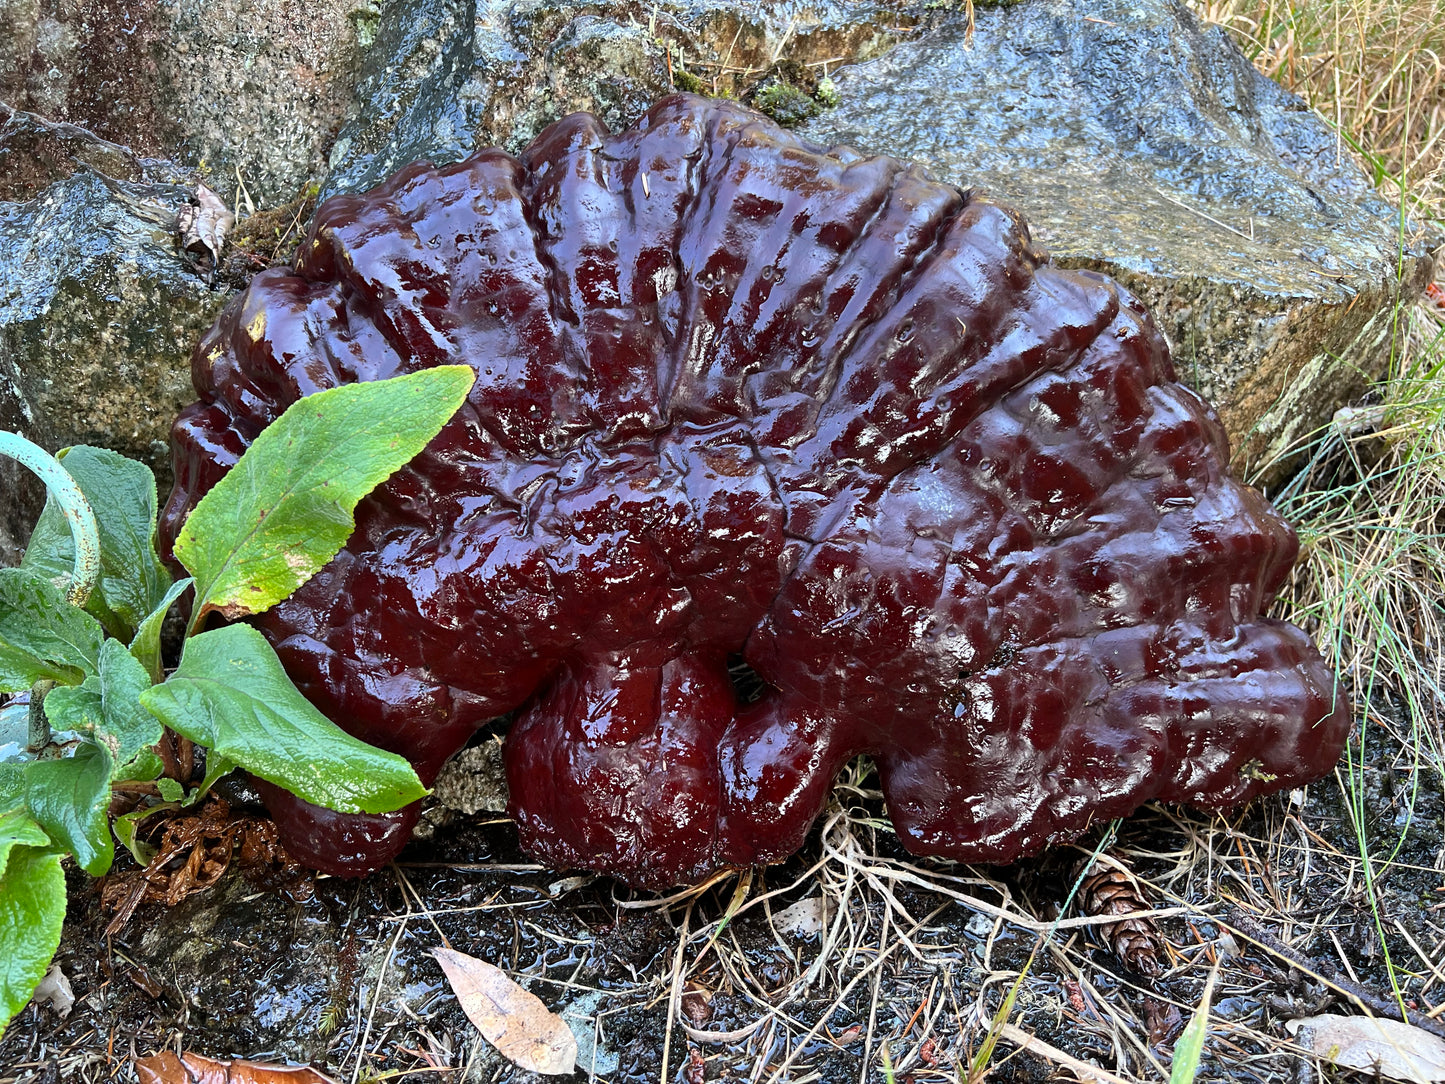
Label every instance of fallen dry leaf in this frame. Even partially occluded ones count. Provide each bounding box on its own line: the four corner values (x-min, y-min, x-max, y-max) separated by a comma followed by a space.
176, 181, 236, 283
30, 963, 74, 1018
1287, 1014, 1445, 1083
434, 946, 578, 1075
1144, 996, 1185, 1046
772, 895, 831, 938
134, 1051, 336, 1084
681, 979, 714, 1025
177, 182, 234, 261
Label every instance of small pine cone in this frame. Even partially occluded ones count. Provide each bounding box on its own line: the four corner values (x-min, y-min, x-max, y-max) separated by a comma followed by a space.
1077, 860, 1168, 977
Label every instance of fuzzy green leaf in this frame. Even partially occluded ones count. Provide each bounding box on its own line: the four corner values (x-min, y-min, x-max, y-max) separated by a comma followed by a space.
0, 570, 104, 691
44, 640, 162, 776
114, 749, 164, 785
175, 366, 475, 627
155, 777, 184, 803
20, 745, 114, 876
0, 809, 48, 883
128, 578, 191, 684
139, 624, 426, 814
0, 846, 66, 1037
21, 446, 172, 642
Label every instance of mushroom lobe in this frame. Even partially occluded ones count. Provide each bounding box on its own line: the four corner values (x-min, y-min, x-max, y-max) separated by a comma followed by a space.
162, 94, 1349, 886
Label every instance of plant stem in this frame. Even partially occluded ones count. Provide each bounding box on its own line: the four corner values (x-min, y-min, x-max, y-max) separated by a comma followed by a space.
0, 432, 100, 606
26, 679, 54, 752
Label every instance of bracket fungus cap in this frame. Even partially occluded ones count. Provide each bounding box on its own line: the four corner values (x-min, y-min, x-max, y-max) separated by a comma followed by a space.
162, 95, 1349, 886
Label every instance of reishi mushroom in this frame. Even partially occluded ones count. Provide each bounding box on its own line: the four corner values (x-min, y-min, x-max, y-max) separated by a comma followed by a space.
161, 94, 1349, 887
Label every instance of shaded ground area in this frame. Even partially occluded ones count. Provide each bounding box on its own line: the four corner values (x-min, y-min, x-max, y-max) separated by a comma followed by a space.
2, 693, 1442, 1084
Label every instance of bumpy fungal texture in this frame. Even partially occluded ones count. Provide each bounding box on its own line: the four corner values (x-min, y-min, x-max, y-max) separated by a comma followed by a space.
162, 95, 1349, 886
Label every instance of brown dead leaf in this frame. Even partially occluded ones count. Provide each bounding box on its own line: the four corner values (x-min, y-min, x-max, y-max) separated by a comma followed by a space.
177, 182, 234, 260
685, 1046, 706, 1084
681, 980, 713, 1025
434, 946, 578, 1075
102, 796, 309, 935
134, 1051, 336, 1084
30, 963, 74, 1017
1287, 1014, 1445, 1083
176, 182, 235, 283
1144, 996, 1184, 1046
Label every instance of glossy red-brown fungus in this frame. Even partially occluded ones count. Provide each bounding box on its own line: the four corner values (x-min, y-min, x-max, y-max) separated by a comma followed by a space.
161, 95, 1349, 886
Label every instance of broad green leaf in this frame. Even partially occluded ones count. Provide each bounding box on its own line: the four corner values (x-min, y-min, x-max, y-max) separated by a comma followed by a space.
0, 846, 66, 1036
156, 777, 185, 803
22, 745, 114, 876
175, 366, 475, 628
21, 446, 172, 642
0, 569, 104, 691
128, 577, 192, 683
114, 749, 164, 784
96, 642, 163, 766
182, 751, 236, 807
139, 624, 427, 814
0, 765, 20, 810
114, 801, 175, 866
0, 809, 48, 882
44, 640, 162, 775
34, 679, 101, 735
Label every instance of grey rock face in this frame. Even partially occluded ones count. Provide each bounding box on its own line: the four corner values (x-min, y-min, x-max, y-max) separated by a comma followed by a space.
129, 871, 341, 1062
1, 0, 360, 205
322, 0, 914, 199
0, 115, 227, 562
432, 736, 509, 816
152, 0, 363, 205
799, 0, 1436, 477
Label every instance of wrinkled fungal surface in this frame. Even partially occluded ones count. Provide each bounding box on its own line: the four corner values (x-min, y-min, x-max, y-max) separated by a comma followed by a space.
161, 95, 1350, 887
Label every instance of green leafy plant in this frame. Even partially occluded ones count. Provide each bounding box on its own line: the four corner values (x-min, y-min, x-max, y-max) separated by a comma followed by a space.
0, 364, 476, 1034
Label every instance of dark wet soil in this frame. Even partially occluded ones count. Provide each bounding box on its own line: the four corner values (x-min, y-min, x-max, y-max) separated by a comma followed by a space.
2, 701, 1441, 1084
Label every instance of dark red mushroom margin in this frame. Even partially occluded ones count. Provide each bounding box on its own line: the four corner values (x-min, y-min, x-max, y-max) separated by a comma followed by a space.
160, 95, 1349, 888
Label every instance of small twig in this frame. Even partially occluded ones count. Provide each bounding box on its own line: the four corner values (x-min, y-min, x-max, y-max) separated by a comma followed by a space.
1225, 908, 1445, 1041
1154, 187, 1258, 242
660, 901, 693, 1084
1394, 920, 1445, 990
176, 735, 195, 785
110, 781, 162, 796
858, 903, 891, 1084
997, 1023, 1136, 1084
